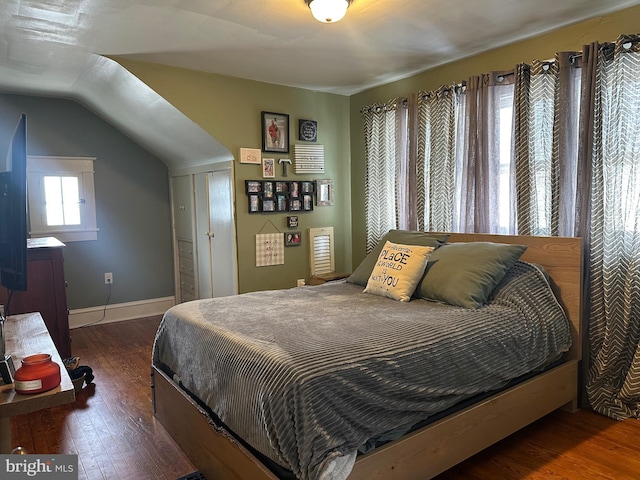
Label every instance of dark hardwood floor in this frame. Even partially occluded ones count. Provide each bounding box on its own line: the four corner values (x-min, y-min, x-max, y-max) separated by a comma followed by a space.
10, 316, 196, 480
10, 316, 640, 480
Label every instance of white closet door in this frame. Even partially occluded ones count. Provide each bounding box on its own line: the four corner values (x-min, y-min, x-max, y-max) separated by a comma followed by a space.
194, 167, 237, 298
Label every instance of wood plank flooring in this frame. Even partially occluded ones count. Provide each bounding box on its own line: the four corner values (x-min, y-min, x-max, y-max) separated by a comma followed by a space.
10, 316, 196, 480
9, 316, 640, 480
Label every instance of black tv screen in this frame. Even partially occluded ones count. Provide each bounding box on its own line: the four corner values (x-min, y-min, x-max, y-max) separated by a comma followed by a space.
0, 113, 28, 294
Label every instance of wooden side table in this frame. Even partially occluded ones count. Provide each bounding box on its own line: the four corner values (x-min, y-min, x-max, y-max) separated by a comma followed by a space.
0, 312, 75, 453
307, 272, 350, 286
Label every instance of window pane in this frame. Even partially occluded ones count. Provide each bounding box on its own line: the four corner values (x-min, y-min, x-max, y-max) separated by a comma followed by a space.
44, 176, 64, 226
61, 176, 81, 225
44, 175, 81, 226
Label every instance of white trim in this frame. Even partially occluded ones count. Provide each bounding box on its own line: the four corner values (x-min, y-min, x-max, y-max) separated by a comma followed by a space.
69, 296, 175, 329
27, 155, 98, 242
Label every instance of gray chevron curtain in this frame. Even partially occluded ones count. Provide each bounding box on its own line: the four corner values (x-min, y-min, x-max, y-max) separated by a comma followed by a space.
581, 35, 640, 420
362, 99, 409, 252
416, 86, 463, 232
361, 34, 640, 420
513, 55, 581, 237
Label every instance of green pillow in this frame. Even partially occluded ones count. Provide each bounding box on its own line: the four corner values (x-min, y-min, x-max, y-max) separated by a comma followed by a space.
347, 230, 449, 286
416, 242, 527, 309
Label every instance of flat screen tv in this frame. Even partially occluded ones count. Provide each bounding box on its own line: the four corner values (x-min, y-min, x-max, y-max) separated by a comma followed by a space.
0, 113, 28, 306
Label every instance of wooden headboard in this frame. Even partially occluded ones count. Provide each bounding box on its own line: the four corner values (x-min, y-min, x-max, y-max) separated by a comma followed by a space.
435, 233, 583, 362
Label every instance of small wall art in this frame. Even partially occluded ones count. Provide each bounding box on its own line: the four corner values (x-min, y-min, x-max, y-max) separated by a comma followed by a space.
239, 147, 261, 164
298, 119, 317, 142
262, 111, 289, 153
286, 231, 302, 247
316, 179, 334, 206
256, 233, 284, 267
262, 158, 275, 178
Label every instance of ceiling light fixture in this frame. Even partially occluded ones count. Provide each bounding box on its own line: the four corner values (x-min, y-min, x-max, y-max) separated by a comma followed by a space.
305, 0, 352, 24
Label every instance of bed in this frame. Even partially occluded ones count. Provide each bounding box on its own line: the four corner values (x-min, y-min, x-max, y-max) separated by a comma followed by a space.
151, 232, 582, 480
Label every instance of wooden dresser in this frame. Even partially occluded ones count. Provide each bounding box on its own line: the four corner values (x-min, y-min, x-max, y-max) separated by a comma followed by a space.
0, 237, 71, 359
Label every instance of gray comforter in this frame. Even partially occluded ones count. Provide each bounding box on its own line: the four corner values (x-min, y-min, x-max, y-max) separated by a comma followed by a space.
152, 261, 571, 480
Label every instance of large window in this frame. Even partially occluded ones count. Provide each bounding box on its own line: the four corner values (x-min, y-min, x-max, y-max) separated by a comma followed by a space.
27, 156, 98, 242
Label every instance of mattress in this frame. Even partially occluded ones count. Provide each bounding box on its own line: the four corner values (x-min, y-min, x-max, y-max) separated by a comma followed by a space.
152, 261, 571, 480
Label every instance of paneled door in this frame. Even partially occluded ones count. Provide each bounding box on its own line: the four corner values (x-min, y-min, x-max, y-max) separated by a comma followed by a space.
194, 166, 238, 298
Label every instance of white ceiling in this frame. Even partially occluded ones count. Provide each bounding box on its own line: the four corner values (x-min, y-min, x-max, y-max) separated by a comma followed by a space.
0, 0, 636, 169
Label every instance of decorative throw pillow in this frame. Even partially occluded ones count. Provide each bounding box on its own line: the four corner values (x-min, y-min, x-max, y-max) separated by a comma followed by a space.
364, 241, 435, 302
347, 230, 449, 286
416, 242, 527, 309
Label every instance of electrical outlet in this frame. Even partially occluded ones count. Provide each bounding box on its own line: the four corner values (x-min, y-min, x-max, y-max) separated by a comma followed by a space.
104, 272, 113, 285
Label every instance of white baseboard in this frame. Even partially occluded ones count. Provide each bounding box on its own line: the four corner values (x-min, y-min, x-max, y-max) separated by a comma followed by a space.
69, 296, 176, 329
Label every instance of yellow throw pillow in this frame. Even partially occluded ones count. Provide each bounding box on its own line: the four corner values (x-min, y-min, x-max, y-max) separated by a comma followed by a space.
364, 241, 435, 302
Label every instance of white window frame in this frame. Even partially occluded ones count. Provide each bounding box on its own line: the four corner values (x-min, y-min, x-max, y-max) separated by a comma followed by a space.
27, 156, 98, 242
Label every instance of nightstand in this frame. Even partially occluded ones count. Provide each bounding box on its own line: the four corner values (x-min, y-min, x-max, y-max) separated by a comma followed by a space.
307, 272, 350, 286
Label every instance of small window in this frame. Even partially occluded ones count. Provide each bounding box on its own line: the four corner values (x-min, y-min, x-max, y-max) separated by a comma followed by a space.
27, 156, 98, 242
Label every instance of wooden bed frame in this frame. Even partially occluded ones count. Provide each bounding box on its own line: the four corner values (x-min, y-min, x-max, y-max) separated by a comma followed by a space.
151, 233, 583, 480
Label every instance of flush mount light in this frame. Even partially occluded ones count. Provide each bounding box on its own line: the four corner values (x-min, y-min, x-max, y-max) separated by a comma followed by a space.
305, 0, 352, 23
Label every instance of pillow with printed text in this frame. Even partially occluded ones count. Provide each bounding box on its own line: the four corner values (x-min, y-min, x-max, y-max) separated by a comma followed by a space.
364, 241, 435, 302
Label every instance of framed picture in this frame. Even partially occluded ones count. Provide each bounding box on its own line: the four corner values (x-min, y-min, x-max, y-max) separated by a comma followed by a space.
262, 199, 276, 213
262, 111, 289, 153
263, 158, 275, 178
289, 181, 301, 198
289, 199, 301, 211
301, 181, 314, 194
275, 181, 289, 193
287, 215, 298, 228
285, 231, 302, 246
298, 119, 317, 142
316, 179, 334, 206
263, 181, 274, 199
302, 193, 314, 211
239, 147, 261, 165
248, 194, 261, 213
245, 180, 262, 194
276, 194, 288, 212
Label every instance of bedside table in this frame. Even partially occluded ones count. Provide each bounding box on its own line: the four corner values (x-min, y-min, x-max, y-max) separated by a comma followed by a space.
307, 272, 350, 286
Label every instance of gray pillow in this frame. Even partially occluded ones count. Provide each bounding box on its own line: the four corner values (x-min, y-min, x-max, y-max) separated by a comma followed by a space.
347, 230, 449, 287
416, 242, 527, 309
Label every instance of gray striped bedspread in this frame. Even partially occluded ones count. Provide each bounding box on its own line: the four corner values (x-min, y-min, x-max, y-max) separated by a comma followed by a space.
152, 261, 571, 480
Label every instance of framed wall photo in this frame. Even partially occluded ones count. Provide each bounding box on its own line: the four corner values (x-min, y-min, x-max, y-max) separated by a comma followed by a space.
263, 181, 274, 199
276, 194, 288, 212
245, 180, 262, 194
285, 231, 302, 247
289, 198, 301, 211
262, 198, 276, 213
289, 181, 301, 198
275, 181, 289, 193
301, 181, 314, 194
248, 194, 261, 213
302, 193, 314, 211
262, 158, 275, 178
239, 147, 261, 164
287, 215, 298, 228
316, 179, 334, 206
262, 111, 289, 153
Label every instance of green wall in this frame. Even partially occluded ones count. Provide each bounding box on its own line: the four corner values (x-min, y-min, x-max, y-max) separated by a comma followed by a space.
0, 93, 174, 309
348, 4, 640, 270
115, 59, 352, 293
